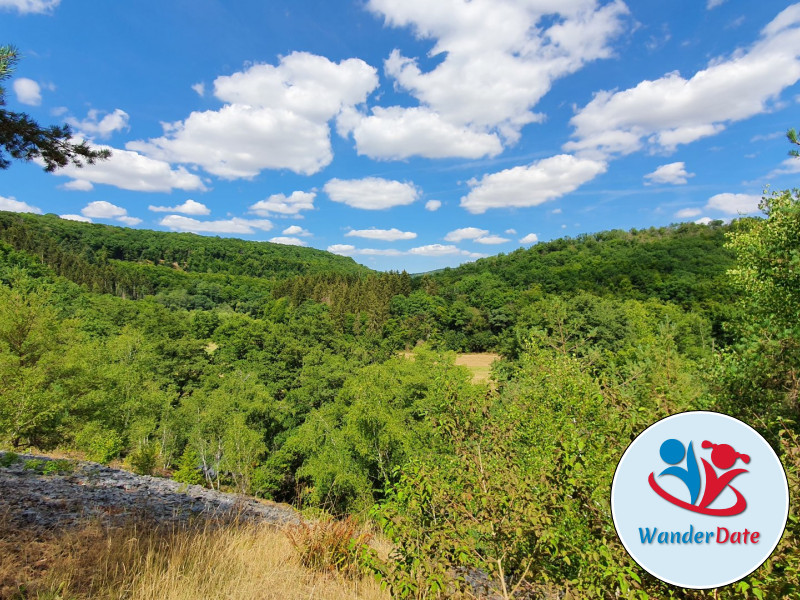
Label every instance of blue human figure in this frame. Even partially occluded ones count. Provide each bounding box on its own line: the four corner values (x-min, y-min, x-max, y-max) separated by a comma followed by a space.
658, 439, 701, 505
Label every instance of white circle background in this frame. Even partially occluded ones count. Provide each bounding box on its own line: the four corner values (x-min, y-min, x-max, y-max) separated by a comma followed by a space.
611, 411, 789, 589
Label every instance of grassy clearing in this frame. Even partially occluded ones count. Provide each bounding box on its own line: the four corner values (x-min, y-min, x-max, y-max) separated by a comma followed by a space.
0, 514, 389, 600
400, 351, 500, 384
454, 353, 500, 384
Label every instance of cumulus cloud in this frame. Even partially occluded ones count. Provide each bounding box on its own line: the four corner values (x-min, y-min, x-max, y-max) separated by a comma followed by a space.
644, 162, 695, 185
129, 52, 378, 178
67, 109, 130, 139
13, 78, 41, 105
346, 227, 417, 241
269, 236, 307, 246
475, 235, 510, 244
342, 106, 502, 160
327, 242, 481, 258
0, 195, 42, 214
0, 0, 59, 13
191, 82, 205, 97
409, 244, 483, 258
282, 225, 311, 236
705, 193, 761, 214
695, 216, 713, 225
675, 207, 703, 218
767, 157, 800, 178
324, 177, 419, 210
365, 0, 629, 158
49, 143, 207, 193
567, 6, 800, 157
460, 154, 607, 214
327, 244, 357, 255
148, 199, 210, 215
519, 233, 539, 244
159, 215, 273, 234
444, 227, 488, 242
249, 191, 316, 216
425, 200, 441, 211
81, 201, 141, 225
59, 214, 92, 223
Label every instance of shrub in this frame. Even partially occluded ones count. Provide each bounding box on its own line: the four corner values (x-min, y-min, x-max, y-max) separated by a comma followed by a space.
285, 516, 372, 579
128, 439, 160, 476
173, 447, 204, 486
0, 451, 19, 467
75, 422, 123, 464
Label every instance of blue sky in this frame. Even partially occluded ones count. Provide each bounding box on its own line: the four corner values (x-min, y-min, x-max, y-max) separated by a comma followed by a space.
3, 0, 800, 272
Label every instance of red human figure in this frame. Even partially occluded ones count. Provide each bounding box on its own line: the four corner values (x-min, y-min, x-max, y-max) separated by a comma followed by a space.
698, 441, 750, 509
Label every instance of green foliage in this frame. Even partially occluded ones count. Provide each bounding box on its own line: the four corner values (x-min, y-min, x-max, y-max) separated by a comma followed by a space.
127, 438, 160, 476
172, 447, 204, 486
0, 451, 19, 466
75, 422, 124, 464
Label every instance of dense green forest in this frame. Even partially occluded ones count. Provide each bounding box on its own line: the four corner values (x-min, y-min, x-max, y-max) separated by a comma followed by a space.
1, 191, 798, 598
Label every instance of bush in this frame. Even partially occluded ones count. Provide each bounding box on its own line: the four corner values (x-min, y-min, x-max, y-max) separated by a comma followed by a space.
285, 516, 372, 579
173, 447, 204, 486
128, 439, 160, 476
75, 422, 123, 464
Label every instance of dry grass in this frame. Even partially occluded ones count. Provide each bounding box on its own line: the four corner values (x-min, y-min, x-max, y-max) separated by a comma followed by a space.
0, 513, 389, 600
454, 353, 500, 384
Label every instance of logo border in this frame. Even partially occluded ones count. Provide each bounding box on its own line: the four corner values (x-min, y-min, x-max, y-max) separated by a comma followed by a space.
610, 410, 790, 590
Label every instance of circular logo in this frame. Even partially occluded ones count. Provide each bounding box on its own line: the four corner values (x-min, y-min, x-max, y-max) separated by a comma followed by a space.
611, 411, 789, 589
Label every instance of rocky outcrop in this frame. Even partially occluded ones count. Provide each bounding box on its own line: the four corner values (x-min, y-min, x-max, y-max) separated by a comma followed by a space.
0, 451, 299, 531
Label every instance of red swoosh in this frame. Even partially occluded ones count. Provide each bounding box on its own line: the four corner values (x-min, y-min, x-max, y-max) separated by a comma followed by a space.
648, 472, 747, 516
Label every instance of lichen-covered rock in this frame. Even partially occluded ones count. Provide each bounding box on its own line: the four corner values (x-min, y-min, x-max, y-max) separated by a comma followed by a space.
0, 451, 299, 531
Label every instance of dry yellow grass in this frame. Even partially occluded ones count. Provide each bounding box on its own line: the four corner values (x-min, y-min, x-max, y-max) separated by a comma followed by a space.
454, 353, 500, 384
0, 514, 390, 600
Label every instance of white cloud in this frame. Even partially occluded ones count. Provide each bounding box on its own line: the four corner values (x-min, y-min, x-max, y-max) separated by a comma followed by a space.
705, 193, 761, 215
644, 162, 694, 185
567, 6, 800, 157
327, 242, 481, 258
327, 244, 356, 255
767, 157, 800, 178
12, 78, 41, 105
346, 227, 417, 241
282, 225, 311, 236
342, 106, 502, 160
269, 236, 307, 246
192, 82, 205, 97
519, 233, 539, 244
159, 215, 273, 234
148, 199, 210, 215
461, 154, 607, 214
425, 200, 442, 211
695, 216, 713, 225
707, 0, 726, 8
67, 109, 130, 139
81, 201, 142, 225
324, 177, 419, 210
60, 179, 94, 191
409, 243, 483, 258
675, 207, 703, 218
249, 191, 316, 216
505, 228, 517, 235
551, 208, 562, 214
444, 227, 488, 242
82, 201, 126, 219
129, 52, 378, 178
59, 214, 92, 222
367, 0, 629, 154
0, 195, 42, 214
0, 0, 59, 13
475, 235, 510, 244
50, 143, 207, 193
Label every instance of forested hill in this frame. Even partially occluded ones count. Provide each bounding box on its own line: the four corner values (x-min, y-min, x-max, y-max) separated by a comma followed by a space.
0, 211, 369, 305
426, 221, 737, 307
